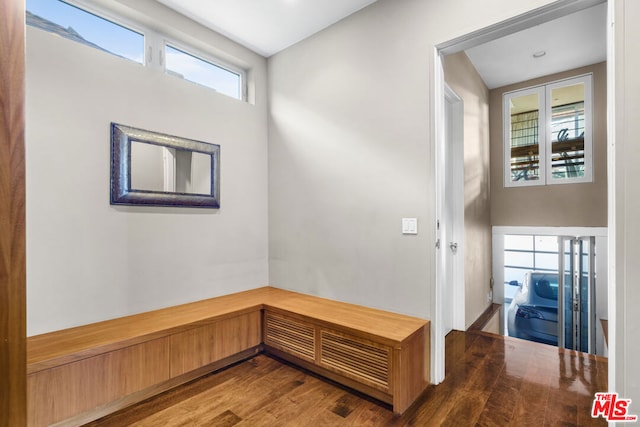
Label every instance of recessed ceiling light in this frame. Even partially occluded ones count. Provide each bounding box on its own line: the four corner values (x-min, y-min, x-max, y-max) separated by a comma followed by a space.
533, 51, 546, 58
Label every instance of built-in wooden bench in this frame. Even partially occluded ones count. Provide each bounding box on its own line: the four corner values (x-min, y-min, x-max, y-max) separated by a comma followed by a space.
27, 287, 430, 426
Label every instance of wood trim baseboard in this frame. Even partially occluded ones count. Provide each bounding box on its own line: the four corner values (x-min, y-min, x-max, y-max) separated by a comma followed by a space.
468, 303, 501, 331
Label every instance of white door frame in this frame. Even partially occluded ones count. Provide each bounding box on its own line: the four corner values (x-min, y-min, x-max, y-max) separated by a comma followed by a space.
444, 84, 466, 333
433, 57, 466, 383
431, 0, 611, 386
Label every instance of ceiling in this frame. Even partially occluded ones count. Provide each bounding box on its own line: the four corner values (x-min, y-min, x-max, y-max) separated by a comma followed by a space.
155, 1, 606, 88
465, 3, 607, 89
155, 0, 379, 57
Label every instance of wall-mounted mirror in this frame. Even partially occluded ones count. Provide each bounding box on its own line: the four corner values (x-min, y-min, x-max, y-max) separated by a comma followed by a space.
111, 123, 220, 208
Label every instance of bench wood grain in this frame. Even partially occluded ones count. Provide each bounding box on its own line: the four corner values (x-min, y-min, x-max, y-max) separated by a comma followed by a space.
27, 287, 429, 426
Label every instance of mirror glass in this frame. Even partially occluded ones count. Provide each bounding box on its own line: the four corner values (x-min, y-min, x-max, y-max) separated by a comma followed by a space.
111, 123, 220, 208
130, 142, 212, 195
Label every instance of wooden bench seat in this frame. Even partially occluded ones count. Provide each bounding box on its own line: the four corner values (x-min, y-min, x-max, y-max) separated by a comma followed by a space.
27, 287, 430, 426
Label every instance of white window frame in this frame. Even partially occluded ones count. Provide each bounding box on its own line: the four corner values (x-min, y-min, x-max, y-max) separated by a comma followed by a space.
163, 40, 247, 101
545, 75, 593, 185
32, 0, 248, 102
503, 74, 593, 187
503, 85, 547, 188
58, 0, 148, 65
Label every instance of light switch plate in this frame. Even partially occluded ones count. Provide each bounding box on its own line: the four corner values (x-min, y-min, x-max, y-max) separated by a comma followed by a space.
402, 218, 418, 235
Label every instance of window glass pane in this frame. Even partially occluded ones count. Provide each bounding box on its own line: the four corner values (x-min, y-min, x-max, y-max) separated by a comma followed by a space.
509, 93, 540, 182
534, 253, 559, 271
550, 82, 586, 180
504, 235, 533, 251
503, 235, 561, 309
504, 75, 592, 187
534, 235, 559, 253
504, 267, 530, 285
165, 45, 242, 100
504, 234, 560, 284
504, 250, 533, 269
26, 0, 144, 64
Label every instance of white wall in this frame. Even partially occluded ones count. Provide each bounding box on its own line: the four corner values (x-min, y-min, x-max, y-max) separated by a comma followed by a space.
25, 6, 269, 335
267, 0, 561, 381
268, 0, 433, 319
443, 52, 492, 329
27, 0, 639, 400
490, 62, 608, 228
612, 0, 640, 410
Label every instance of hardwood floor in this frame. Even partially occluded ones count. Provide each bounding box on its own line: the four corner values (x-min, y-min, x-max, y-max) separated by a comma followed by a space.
86, 331, 607, 426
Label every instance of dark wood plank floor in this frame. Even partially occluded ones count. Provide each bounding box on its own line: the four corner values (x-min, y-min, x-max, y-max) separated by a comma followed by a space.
85, 331, 607, 426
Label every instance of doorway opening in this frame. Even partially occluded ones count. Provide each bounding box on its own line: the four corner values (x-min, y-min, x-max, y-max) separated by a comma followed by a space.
433, 0, 610, 384
493, 227, 608, 357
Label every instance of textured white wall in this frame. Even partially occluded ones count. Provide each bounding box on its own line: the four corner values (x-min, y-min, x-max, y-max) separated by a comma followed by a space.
268, 0, 434, 319
267, 0, 561, 381
268, 0, 558, 318
25, 19, 269, 335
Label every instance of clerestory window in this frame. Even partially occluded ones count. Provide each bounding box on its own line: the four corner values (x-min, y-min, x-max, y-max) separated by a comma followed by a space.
26, 0, 144, 64
26, 0, 246, 101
